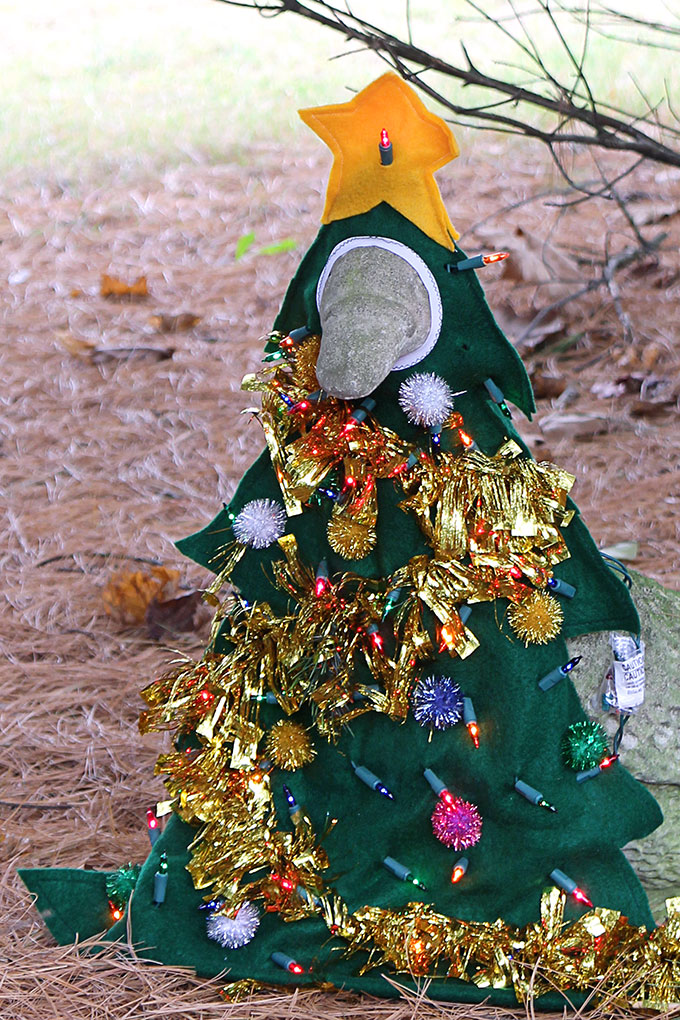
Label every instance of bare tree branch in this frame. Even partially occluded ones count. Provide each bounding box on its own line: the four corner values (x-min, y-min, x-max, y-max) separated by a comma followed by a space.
214, 0, 680, 170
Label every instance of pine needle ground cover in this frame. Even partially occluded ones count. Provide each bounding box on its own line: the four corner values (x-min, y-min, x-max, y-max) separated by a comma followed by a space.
2, 145, 679, 1018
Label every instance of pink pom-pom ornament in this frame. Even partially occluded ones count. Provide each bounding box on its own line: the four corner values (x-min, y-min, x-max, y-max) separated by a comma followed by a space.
431, 796, 482, 850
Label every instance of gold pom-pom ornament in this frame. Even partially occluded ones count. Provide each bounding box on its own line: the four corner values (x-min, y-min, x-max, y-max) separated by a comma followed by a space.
327, 512, 376, 560
265, 720, 316, 771
507, 589, 564, 645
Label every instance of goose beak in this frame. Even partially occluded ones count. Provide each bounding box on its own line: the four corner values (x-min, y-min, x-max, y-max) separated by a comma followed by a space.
316, 245, 434, 400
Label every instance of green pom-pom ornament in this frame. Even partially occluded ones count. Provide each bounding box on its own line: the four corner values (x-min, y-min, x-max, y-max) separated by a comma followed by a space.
106, 862, 142, 911
562, 721, 609, 771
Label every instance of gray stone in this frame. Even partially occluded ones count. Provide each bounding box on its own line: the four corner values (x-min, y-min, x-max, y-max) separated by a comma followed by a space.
567, 570, 680, 918
317, 246, 432, 399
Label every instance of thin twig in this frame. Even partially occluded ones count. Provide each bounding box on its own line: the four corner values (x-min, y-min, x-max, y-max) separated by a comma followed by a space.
36, 553, 165, 569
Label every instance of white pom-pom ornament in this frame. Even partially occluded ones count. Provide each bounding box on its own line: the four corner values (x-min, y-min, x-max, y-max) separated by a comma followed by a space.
398, 372, 456, 427
233, 498, 286, 549
206, 901, 260, 949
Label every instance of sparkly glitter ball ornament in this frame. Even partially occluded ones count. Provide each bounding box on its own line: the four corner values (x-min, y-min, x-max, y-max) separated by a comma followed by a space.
398, 372, 456, 427
412, 675, 464, 731
265, 720, 316, 770
233, 498, 287, 549
206, 901, 260, 949
105, 863, 141, 911
507, 590, 564, 645
431, 797, 483, 850
327, 513, 376, 560
563, 721, 609, 770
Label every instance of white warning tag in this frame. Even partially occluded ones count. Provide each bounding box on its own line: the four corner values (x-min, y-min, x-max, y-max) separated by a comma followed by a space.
612, 645, 645, 711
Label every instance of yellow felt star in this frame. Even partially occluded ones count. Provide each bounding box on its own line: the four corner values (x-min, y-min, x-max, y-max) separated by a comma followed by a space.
299, 73, 459, 250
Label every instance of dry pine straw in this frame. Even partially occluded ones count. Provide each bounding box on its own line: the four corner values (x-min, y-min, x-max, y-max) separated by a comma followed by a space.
1, 142, 679, 1019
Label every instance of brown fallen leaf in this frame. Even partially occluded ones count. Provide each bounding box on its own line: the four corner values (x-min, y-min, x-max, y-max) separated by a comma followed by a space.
102, 566, 180, 625
628, 197, 680, 228
538, 411, 610, 439
145, 590, 207, 640
652, 268, 680, 289
90, 346, 174, 364
640, 342, 666, 373
531, 373, 567, 400
55, 330, 96, 357
100, 273, 149, 299
148, 312, 202, 333
629, 399, 677, 418
599, 373, 645, 396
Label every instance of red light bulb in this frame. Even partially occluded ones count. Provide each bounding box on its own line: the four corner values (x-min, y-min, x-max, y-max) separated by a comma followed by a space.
439, 789, 456, 808
599, 754, 618, 769
573, 887, 593, 908
458, 429, 474, 448
314, 577, 328, 598
289, 962, 305, 975
146, 809, 158, 830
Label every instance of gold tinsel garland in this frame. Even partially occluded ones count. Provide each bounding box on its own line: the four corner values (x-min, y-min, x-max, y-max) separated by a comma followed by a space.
138, 330, 680, 1008
140, 629, 680, 1009
240, 331, 575, 647
315, 887, 680, 1008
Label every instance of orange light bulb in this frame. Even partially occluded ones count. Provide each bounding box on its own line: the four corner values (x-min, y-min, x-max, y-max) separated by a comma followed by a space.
467, 721, 480, 748
481, 251, 509, 264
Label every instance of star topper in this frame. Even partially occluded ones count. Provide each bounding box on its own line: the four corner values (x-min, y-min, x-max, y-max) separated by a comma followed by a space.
299, 73, 459, 250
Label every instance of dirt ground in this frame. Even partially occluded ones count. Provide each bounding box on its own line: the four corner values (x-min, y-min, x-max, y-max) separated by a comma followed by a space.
1, 141, 679, 1018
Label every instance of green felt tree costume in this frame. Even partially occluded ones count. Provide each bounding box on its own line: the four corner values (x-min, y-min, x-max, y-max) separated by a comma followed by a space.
21, 75, 672, 1010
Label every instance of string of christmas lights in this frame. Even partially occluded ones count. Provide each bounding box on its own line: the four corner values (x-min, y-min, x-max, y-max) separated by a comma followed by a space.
132, 327, 672, 1006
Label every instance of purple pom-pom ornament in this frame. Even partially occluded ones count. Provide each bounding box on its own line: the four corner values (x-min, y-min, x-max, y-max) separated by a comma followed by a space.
412, 675, 464, 731
431, 797, 483, 850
